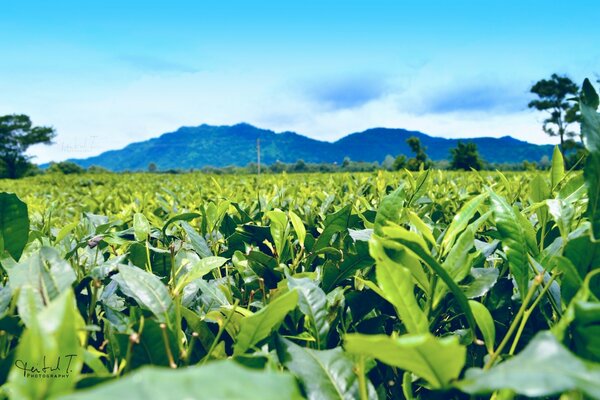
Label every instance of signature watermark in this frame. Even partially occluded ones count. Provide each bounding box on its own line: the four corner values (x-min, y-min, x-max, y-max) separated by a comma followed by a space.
14, 354, 77, 379
56, 136, 99, 154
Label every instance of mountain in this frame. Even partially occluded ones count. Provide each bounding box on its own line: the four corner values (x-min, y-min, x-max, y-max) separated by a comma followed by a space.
66, 123, 553, 171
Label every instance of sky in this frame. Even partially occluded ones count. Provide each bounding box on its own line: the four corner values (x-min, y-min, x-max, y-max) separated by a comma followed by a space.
1, 0, 599, 163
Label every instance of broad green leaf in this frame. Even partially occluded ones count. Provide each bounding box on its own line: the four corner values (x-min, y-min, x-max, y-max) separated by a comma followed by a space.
174, 256, 228, 293
380, 225, 478, 338
234, 289, 298, 355
529, 175, 550, 203
441, 193, 486, 255
181, 222, 212, 258
461, 268, 499, 299
7, 247, 76, 327
345, 333, 466, 389
279, 339, 375, 400
322, 241, 373, 292
458, 331, 600, 399
288, 210, 306, 247
370, 237, 428, 334
584, 152, 600, 241
266, 209, 288, 259
581, 78, 600, 110
580, 79, 600, 153
0, 192, 29, 261
7, 290, 84, 400
468, 300, 495, 354
133, 213, 150, 241
161, 212, 200, 237
313, 205, 351, 253
374, 185, 406, 236
407, 211, 435, 246
287, 275, 330, 349
58, 360, 303, 400
112, 264, 176, 329
550, 145, 565, 189
489, 191, 530, 299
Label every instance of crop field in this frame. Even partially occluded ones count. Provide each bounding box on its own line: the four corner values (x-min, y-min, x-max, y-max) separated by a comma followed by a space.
0, 90, 598, 399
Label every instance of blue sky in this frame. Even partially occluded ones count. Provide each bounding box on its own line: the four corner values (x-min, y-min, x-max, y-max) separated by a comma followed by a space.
1, 0, 599, 163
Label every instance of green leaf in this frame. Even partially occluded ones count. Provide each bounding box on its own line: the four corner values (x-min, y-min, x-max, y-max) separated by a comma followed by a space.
584, 152, 600, 241
112, 264, 176, 329
489, 191, 530, 299
181, 222, 212, 258
0, 192, 29, 261
266, 209, 289, 259
374, 185, 406, 236
580, 84, 600, 153
234, 289, 298, 355
57, 360, 303, 400
468, 300, 495, 354
161, 212, 200, 237
441, 193, 486, 255
370, 237, 428, 334
7, 247, 77, 326
7, 290, 84, 400
175, 256, 228, 293
550, 145, 565, 189
313, 205, 351, 253
287, 275, 330, 349
581, 78, 600, 109
344, 333, 466, 389
279, 339, 375, 400
380, 225, 478, 338
133, 213, 150, 242
457, 331, 600, 399
288, 210, 306, 247
529, 175, 550, 203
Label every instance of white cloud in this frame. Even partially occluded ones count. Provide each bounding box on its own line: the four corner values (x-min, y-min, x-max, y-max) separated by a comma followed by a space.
9, 67, 558, 164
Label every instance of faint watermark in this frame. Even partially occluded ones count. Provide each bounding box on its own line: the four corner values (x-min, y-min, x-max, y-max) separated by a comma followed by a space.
14, 354, 77, 379
56, 136, 99, 154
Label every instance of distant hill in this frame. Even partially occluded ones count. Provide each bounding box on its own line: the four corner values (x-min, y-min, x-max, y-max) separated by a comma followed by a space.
65, 123, 553, 171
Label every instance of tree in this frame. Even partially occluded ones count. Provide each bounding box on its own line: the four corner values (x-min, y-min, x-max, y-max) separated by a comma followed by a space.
405, 136, 431, 171
392, 154, 406, 170
528, 74, 580, 153
47, 161, 84, 174
292, 159, 307, 172
450, 141, 484, 170
148, 162, 157, 172
0, 114, 56, 178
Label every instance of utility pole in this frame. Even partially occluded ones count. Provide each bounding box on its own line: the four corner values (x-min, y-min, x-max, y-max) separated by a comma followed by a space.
257, 138, 261, 176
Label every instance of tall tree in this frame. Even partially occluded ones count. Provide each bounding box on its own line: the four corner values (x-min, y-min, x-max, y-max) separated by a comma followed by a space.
406, 136, 431, 170
450, 141, 484, 170
0, 114, 56, 178
528, 74, 580, 153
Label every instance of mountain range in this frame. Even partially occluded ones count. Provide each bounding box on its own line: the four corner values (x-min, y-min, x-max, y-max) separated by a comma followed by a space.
66, 123, 553, 171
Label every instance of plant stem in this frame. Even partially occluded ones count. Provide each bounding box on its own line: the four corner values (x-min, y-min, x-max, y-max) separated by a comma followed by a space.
484, 273, 542, 369
508, 274, 557, 355
357, 355, 369, 400
202, 300, 239, 365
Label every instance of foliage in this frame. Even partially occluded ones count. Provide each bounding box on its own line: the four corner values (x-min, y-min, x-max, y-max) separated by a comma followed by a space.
528, 73, 580, 153
0, 90, 599, 397
47, 161, 85, 175
450, 141, 484, 170
0, 114, 55, 179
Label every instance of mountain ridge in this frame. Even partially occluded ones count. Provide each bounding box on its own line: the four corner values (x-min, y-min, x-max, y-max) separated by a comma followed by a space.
63, 123, 554, 171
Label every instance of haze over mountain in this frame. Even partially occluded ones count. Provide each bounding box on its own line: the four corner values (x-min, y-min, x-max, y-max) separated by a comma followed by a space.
66, 123, 553, 171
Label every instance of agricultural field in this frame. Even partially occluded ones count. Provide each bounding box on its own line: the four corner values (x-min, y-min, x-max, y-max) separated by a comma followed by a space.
0, 88, 598, 399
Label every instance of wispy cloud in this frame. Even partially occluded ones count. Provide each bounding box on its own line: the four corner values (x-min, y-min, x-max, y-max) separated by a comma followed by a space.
303, 74, 391, 110
417, 82, 529, 114
118, 54, 198, 73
